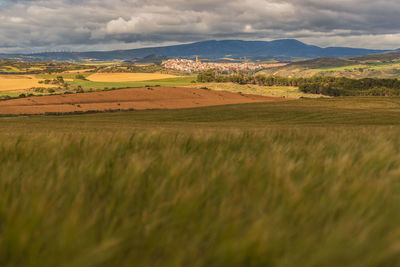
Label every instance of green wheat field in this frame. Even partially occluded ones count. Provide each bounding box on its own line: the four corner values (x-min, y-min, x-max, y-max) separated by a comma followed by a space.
1, 97, 400, 266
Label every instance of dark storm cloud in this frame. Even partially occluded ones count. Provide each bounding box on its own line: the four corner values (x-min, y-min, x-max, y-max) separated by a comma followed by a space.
0, 0, 399, 53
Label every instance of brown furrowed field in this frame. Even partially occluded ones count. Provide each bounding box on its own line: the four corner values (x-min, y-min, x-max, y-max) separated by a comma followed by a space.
0, 75, 54, 92
0, 86, 290, 115
86, 73, 179, 82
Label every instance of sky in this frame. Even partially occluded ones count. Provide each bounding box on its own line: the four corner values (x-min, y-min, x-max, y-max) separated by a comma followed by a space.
0, 0, 400, 53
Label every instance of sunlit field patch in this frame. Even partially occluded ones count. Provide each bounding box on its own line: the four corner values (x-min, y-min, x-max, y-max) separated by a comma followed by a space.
86, 73, 180, 82
186, 82, 325, 98
0, 75, 54, 92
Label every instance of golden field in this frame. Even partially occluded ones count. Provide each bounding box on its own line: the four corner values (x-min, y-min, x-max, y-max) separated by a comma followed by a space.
63, 69, 95, 73
0, 75, 54, 92
86, 73, 179, 82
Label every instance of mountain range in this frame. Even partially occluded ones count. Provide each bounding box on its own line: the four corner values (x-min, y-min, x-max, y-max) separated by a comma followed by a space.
0, 39, 394, 62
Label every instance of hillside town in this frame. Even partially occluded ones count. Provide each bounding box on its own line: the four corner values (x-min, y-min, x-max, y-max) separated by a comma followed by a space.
162, 58, 287, 73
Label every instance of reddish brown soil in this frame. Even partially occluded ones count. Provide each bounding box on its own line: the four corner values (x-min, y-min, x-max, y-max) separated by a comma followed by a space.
0, 86, 292, 115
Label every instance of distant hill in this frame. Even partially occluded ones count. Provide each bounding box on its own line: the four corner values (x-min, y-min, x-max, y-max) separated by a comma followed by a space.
258, 51, 400, 79
288, 53, 400, 69
290, 58, 356, 69
351, 53, 400, 62
123, 54, 168, 64
0, 39, 391, 62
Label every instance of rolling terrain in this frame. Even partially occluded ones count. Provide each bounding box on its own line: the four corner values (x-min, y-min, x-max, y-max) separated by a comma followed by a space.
260, 53, 400, 78
0, 39, 389, 62
0, 61, 322, 100
0, 54, 399, 267
2, 1, 400, 266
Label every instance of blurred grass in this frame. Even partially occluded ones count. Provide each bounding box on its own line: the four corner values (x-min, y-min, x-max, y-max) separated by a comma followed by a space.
1, 97, 400, 266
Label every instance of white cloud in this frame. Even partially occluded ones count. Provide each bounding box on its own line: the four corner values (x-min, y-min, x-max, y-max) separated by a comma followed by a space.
9, 17, 24, 23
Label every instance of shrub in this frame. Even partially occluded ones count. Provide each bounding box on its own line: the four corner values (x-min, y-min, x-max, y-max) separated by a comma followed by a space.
75, 74, 86, 80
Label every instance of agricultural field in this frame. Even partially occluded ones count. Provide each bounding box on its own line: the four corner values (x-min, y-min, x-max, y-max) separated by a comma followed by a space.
0, 62, 194, 94
1, 98, 400, 266
0, 65, 23, 73
187, 82, 325, 98
70, 76, 196, 90
81, 61, 122, 66
0, 75, 55, 92
0, 71, 196, 99
0, 60, 91, 74
63, 69, 96, 73
86, 73, 180, 82
0, 86, 282, 115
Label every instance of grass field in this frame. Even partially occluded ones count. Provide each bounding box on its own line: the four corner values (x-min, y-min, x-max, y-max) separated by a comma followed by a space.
0, 92, 21, 98
33, 73, 196, 90
315, 62, 400, 72
0, 66, 23, 73
260, 61, 400, 79
86, 73, 179, 82
314, 64, 366, 71
0, 63, 48, 73
187, 82, 324, 98
70, 76, 197, 89
1, 97, 400, 266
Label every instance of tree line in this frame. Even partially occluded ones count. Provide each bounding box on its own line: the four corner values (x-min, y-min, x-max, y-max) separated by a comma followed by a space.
197, 69, 400, 96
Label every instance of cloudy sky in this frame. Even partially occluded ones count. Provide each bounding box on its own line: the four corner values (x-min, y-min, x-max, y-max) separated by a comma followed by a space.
0, 0, 400, 53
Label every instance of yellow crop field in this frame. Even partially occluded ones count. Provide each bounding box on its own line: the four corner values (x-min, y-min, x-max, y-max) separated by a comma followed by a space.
28, 67, 45, 71
63, 69, 95, 73
0, 75, 54, 92
86, 73, 179, 82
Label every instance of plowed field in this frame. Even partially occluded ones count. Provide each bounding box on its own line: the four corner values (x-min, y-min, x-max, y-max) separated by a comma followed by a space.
0, 86, 292, 115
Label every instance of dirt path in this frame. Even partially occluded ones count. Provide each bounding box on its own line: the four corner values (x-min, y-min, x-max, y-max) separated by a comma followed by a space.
0, 86, 293, 115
